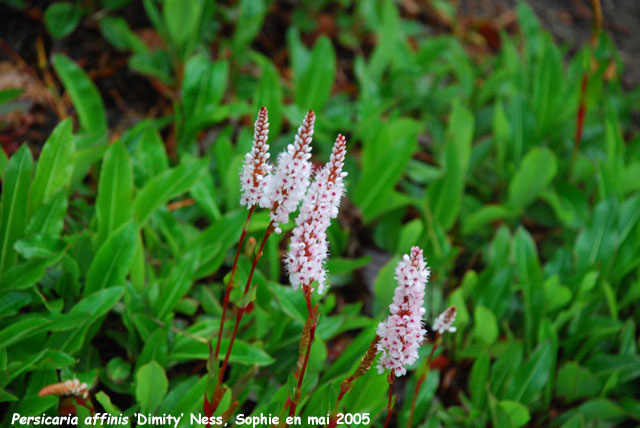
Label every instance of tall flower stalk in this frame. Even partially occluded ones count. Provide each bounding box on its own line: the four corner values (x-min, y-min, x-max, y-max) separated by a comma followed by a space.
284, 134, 347, 419
206, 110, 316, 416
214, 107, 271, 360
376, 247, 430, 428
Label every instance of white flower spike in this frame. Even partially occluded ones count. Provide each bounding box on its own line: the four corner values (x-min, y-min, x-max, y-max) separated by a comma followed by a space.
265, 110, 315, 233
376, 246, 430, 377
240, 107, 272, 208
286, 134, 347, 294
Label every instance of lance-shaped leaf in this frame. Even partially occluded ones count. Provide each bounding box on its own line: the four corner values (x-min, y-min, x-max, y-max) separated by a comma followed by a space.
0, 145, 33, 275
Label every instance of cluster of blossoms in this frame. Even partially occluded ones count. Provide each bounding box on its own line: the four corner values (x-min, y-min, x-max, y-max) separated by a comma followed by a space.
239, 108, 346, 293
376, 247, 430, 377
265, 111, 315, 234
285, 135, 347, 294
240, 109, 315, 235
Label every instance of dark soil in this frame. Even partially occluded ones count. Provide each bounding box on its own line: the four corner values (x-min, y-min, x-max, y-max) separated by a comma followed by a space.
460, 0, 640, 88
1, 0, 638, 155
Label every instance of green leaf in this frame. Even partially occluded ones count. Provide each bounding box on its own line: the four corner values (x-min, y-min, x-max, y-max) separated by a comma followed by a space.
498, 400, 531, 428
232, 0, 267, 53
133, 127, 169, 185
574, 198, 618, 272
0, 150, 7, 177
354, 118, 421, 221
134, 158, 207, 225
25, 189, 67, 237
287, 28, 309, 91
507, 147, 557, 211
96, 141, 134, 248
0, 88, 23, 106
506, 342, 554, 405
44, 2, 82, 39
513, 227, 544, 350
0, 254, 64, 291
531, 37, 566, 134
253, 56, 283, 135
462, 204, 514, 235
135, 361, 168, 413
493, 99, 510, 176
95, 392, 129, 426
153, 248, 200, 319
29, 119, 74, 215
0, 316, 51, 348
472, 305, 498, 345
47, 286, 124, 353
190, 174, 221, 222
469, 353, 490, 408
14, 235, 67, 259
373, 255, 400, 316
578, 398, 626, 422
162, 0, 203, 59
52, 53, 107, 136
427, 102, 474, 229
84, 221, 137, 296
295, 35, 336, 111
107, 357, 131, 383
180, 55, 229, 144
129, 50, 173, 84
490, 341, 524, 397
0, 145, 33, 275
556, 362, 601, 402
170, 336, 274, 366
99, 16, 148, 53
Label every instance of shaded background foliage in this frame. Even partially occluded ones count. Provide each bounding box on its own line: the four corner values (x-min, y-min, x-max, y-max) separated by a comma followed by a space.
1, 0, 639, 427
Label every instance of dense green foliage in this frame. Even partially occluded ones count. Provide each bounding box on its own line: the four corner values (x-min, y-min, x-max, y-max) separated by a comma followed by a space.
1, 1, 639, 427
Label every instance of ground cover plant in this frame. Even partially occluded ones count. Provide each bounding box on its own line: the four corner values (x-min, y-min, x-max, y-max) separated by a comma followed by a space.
1, 0, 640, 427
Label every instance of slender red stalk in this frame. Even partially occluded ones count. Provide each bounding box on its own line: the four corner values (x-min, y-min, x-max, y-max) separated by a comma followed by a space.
574, 0, 602, 162
218, 222, 273, 385
383, 373, 395, 428
204, 223, 273, 418
286, 285, 317, 422
573, 74, 588, 161
215, 206, 255, 359
288, 301, 318, 419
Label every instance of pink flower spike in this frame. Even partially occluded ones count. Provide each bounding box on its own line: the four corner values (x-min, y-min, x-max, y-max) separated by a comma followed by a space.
286, 134, 348, 294
266, 110, 315, 233
240, 107, 272, 208
433, 306, 457, 335
376, 246, 430, 377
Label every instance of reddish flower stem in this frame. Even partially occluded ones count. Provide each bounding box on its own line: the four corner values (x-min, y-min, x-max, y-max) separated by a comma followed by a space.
289, 307, 318, 419
572, 74, 588, 162
383, 373, 395, 428
287, 286, 317, 422
206, 222, 273, 417
573, 0, 602, 163
214, 206, 255, 359
218, 222, 273, 383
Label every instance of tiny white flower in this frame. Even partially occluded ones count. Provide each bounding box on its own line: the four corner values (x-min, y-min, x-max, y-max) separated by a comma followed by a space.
433, 306, 457, 335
